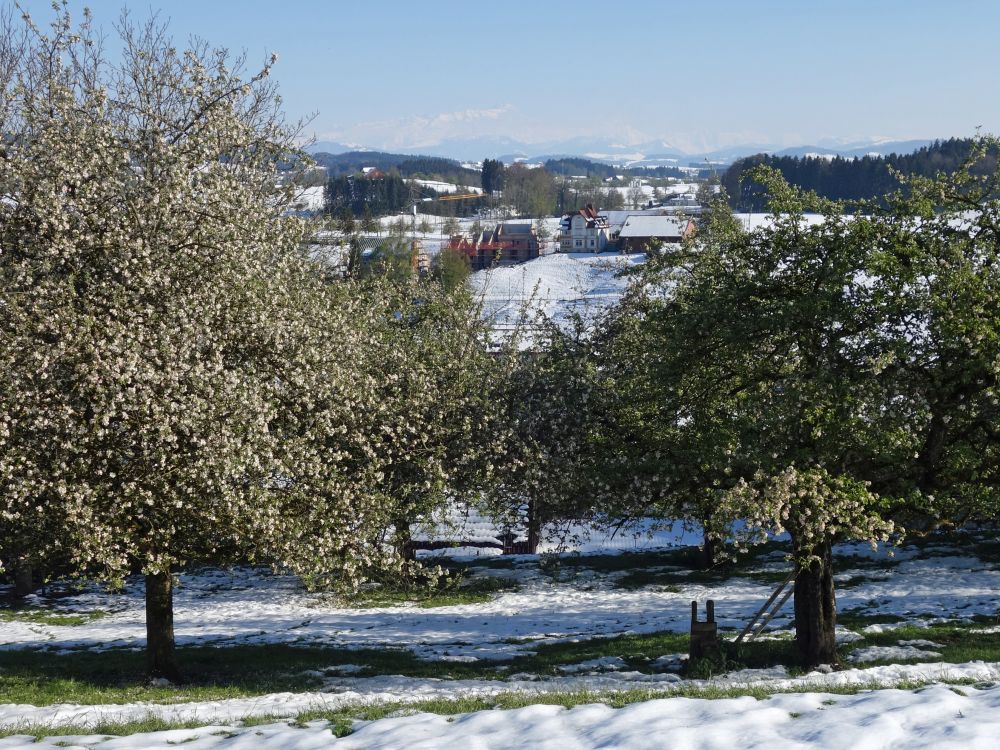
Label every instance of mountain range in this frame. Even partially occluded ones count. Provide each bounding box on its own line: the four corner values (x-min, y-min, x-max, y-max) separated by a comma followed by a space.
305, 136, 935, 167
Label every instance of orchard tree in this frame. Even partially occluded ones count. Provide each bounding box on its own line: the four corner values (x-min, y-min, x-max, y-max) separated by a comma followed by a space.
358, 278, 506, 564
0, 7, 393, 678
598, 172, 906, 664
870, 145, 1000, 522
486, 316, 609, 551
720, 469, 893, 663
591, 195, 745, 568
617, 149, 1000, 665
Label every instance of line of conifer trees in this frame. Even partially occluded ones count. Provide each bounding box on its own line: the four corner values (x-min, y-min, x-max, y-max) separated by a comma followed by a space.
723, 138, 997, 210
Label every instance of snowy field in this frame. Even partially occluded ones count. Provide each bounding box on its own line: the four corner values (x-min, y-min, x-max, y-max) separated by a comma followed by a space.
606, 180, 700, 206
288, 185, 325, 214
469, 251, 645, 329
406, 178, 482, 196
1, 527, 998, 747
4, 684, 1000, 749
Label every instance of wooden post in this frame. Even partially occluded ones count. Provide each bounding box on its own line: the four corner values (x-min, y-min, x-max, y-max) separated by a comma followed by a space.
689, 599, 720, 662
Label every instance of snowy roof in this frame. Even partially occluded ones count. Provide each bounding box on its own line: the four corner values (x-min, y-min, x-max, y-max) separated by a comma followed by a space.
500, 223, 534, 234
603, 208, 676, 228
618, 215, 692, 239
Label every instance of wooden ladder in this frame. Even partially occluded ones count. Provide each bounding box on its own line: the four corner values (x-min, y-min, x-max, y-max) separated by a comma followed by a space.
734, 570, 796, 644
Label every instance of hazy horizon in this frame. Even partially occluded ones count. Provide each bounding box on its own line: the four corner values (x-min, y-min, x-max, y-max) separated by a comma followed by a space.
23, 0, 1000, 154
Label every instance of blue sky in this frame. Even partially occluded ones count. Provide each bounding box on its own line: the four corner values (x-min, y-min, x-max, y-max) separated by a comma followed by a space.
21, 0, 1000, 152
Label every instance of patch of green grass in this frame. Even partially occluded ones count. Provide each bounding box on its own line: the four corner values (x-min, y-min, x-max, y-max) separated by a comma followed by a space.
969, 613, 1000, 625
830, 553, 902, 571
897, 529, 1000, 563
347, 575, 518, 609
552, 548, 701, 574
0, 630, 708, 706
502, 627, 807, 678
439, 556, 524, 572
556, 540, 791, 578
0, 644, 432, 706
509, 630, 690, 674
971, 537, 1000, 564
832, 575, 887, 590
614, 564, 794, 591
840, 622, 1000, 665
0, 608, 108, 627
3, 634, 600, 707
723, 637, 804, 674
4, 678, 985, 740
836, 610, 907, 629
613, 570, 685, 590
0, 716, 216, 741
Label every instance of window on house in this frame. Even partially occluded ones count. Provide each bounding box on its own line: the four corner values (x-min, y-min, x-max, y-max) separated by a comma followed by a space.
575, 239, 583, 248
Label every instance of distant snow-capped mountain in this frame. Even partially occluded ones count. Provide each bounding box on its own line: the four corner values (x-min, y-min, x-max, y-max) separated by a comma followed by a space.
305, 136, 937, 166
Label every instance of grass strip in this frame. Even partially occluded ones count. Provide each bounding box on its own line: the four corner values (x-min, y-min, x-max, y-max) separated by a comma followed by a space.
2, 677, 993, 741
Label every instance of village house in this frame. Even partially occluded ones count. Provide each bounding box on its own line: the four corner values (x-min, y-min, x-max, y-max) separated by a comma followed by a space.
558, 204, 611, 253
617, 215, 696, 252
445, 222, 541, 271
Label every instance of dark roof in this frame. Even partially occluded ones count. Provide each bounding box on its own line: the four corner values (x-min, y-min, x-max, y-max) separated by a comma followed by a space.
500, 223, 533, 234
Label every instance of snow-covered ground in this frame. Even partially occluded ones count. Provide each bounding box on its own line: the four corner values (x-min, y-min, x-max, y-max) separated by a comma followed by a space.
3, 660, 1000, 740
2, 531, 997, 747
5, 682, 999, 749
407, 178, 482, 195
606, 180, 700, 206
3, 542, 997, 661
733, 212, 846, 231
288, 185, 325, 213
469, 251, 644, 328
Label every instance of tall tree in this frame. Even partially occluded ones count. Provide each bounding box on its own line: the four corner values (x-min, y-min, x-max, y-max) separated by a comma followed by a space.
481, 158, 505, 195
360, 278, 506, 563
0, 7, 390, 678
606, 149, 1000, 665
597, 175, 891, 664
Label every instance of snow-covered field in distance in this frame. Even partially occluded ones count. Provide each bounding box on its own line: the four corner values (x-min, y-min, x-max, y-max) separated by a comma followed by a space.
406, 178, 482, 195
469, 251, 644, 329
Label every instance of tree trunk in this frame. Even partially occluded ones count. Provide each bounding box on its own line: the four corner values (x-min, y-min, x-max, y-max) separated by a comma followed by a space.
12, 559, 35, 598
792, 539, 837, 667
526, 499, 540, 554
699, 529, 717, 570
395, 518, 416, 562
145, 571, 180, 681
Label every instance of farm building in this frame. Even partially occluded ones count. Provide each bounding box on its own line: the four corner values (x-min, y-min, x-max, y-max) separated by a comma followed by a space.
617, 215, 696, 252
